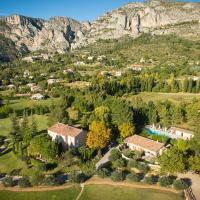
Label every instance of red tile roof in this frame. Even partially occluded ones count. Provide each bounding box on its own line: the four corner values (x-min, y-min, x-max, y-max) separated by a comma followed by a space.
48, 123, 83, 137
125, 135, 164, 153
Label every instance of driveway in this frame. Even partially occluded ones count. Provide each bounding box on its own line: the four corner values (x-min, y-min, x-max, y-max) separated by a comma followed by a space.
178, 172, 200, 200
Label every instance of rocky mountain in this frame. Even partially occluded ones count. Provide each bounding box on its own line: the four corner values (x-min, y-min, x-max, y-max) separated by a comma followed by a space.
0, 0, 200, 60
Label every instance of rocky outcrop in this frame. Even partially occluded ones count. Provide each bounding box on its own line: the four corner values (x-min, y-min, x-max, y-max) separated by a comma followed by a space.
0, 0, 200, 57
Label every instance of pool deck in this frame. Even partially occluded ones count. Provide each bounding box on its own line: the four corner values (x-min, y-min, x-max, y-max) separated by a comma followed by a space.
145, 126, 179, 139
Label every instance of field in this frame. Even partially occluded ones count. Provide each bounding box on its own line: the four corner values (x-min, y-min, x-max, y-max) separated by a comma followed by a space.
79, 185, 184, 200
0, 186, 81, 200
124, 92, 200, 104
0, 185, 184, 200
0, 114, 49, 136
8, 98, 60, 111
0, 151, 27, 173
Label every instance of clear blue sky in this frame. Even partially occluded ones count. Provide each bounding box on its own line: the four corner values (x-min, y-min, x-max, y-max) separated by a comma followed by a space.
1, 0, 200, 21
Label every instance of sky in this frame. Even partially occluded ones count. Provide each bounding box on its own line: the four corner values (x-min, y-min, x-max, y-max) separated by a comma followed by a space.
1, 0, 200, 22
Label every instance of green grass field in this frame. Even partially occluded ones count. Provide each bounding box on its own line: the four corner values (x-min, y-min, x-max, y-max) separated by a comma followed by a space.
0, 114, 49, 136
0, 186, 81, 200
0, 185, 184, 200
79, 185, 184, 200
125, 92, 200, 104
0, 151, 27, 173
8, 98, 60, 111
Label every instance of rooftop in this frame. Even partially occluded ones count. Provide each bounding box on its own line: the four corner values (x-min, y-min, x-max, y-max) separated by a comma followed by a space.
125, 135, 165, 153
171, 127, 194, 135
48, 123, 83, 137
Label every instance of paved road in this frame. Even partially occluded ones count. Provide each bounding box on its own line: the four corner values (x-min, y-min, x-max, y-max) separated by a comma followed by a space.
95, 148, 114, 170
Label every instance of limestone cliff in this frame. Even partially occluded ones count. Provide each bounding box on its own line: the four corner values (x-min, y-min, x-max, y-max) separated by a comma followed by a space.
0, 0, 200, 59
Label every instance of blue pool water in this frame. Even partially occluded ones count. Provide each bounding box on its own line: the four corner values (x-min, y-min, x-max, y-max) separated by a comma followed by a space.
144, 128, 163, 136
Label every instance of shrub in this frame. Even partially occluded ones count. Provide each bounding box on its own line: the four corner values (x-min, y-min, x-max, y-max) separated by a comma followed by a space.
69, 172, 86, 183
112, 158, 126, 169
97, 168, 110, 178
42, 175, 58, 186
18, 176, 31, 188
159, 176, 173, 187
2, 177, 15, 187
111, 171, 124, 182
126, 173, 140, 182
173, 179, 190, 190
136, 163, 149, 173
109, 149, 121, 162
30, 170, 44, 186
127, 159, 137, 168
143, 176, 154, 185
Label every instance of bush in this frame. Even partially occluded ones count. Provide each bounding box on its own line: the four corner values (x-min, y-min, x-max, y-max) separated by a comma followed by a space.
173, 179, 190, 190
159, 176, 173, 187
111, 171, 124, 182
109, 149, 121, 162
69, 172, 86, 183
97, 168, 110, 178
18, 176, 31, 188
30, 170, 44, 186
112, 158, 126, 169
127, 159, 137, 168
143, 176, 154, 185
126, 173, 140, 182
136, 163, 149, 173
2, 177, 15, 187
42, 175, 58, 186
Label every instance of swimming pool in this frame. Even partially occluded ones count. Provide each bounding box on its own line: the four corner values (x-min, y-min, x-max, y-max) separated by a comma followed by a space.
144, 128, 168, 137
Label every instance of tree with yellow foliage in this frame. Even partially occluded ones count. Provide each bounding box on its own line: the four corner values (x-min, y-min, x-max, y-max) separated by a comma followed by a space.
118, 123, 135, 139
86, 121, 111, 149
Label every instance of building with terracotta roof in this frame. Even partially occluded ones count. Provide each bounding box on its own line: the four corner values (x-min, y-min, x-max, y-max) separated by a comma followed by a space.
170, 127, 194, 140
125, 135, 165, 157
48, 123, 87, 148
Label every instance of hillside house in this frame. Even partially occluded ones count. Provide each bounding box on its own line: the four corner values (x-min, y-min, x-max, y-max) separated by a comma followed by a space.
125, 135, 165, 157
170, 127, 194, 140
31, 93, 44, 100
48, 123, 87, 149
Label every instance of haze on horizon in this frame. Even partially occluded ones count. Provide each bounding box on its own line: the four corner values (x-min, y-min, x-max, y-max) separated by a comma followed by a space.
1, 0, 200, 22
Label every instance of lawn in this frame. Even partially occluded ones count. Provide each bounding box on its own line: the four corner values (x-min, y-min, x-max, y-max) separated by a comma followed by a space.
124, 92, 200, 104
79, 185, 184, 200
0, 114, 49, 136
0, 186, 81, 200
0, 185, 184, 200
8, 98, 60, 111
0, 151, 27, 173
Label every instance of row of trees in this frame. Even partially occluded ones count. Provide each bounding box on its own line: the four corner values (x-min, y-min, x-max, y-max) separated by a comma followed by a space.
92, 76, 200, 95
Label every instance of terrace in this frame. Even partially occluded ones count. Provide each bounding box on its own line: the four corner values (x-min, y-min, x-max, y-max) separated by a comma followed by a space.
145, 125, 194, 140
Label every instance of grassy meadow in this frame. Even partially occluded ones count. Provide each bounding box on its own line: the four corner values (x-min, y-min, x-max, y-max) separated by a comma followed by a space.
0, 114, 49, 136
0, 186, 81, 200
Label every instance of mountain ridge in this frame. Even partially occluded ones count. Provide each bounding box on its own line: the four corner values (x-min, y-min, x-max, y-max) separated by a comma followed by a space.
0, 0, 200, 61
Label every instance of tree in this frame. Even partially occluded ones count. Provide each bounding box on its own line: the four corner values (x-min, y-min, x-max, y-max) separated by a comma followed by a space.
111, 171, 124, 182
94, 106, 111, 122
175, 139, 188, 152
30, 116, 38, 137
173, 179, 190, 190
159, 176, 174, 187
189, 155, 200, 172
28, 135, 58, 162
18, 176, 31, 188
108, 149, 121, 162
118, 123, 135, 138
97, 168, 110, 178
126, 173, 140, 182
158, 147, 186, 173
10, 112, 20, 141
86, 121, 111, 149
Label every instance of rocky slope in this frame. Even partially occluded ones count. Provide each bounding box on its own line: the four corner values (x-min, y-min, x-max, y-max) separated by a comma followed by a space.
0, 0, 200, 59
